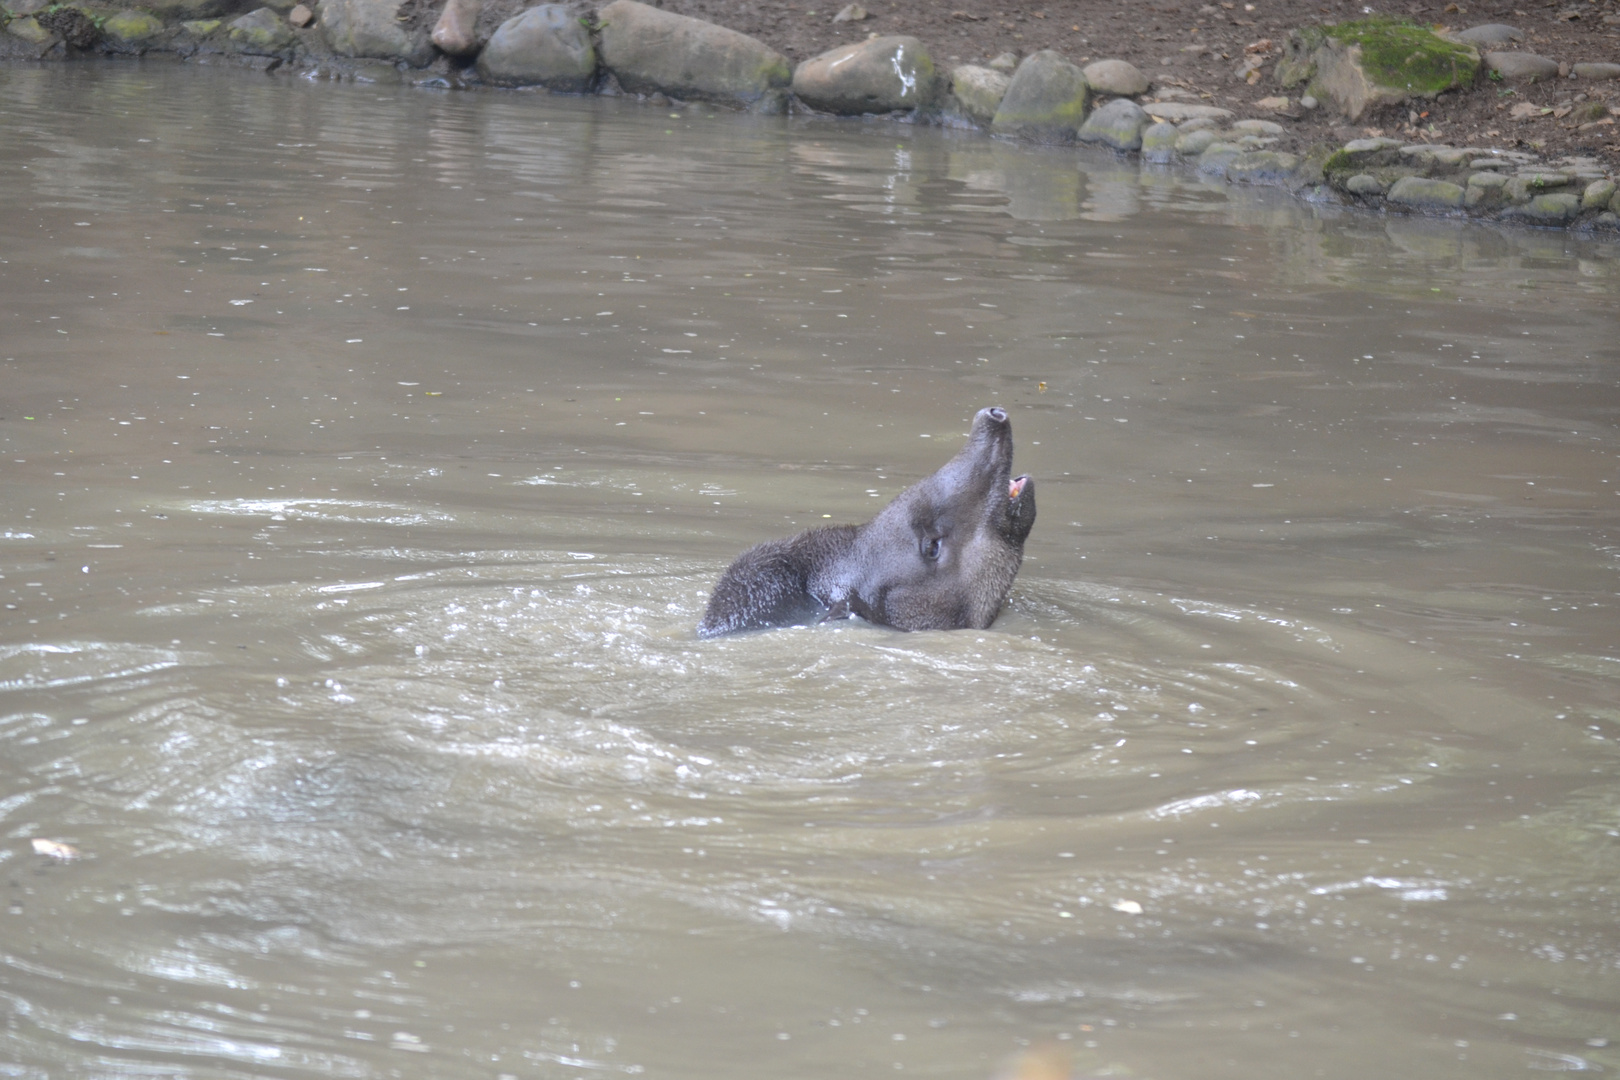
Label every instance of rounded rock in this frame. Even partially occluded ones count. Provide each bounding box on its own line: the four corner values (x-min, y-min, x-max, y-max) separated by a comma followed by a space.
5, 14, 52, 41
990, 50, 1090, 142
1507, 192, 1582, 223
1140, 101, 1232, 123
1346, 173, 1386, 196
1583, 179, 1618, 210
1387, 175, 1466, 209
1230, 118, 1284, 136
793, 35, 941, 114
1078, 97, 1149, 151
1226, 150, 1300, 184
950, 63, 1011, 126
228, 7, 293, 52
1485, 51, 1561, 80
1196, 141, 1245, 177
1140, 120, 1179, 163
599, 0, 790, 107
429, 0, 478, 56
1082, 58, 1149, 97
103, 8, 165, 43
477, 6, 596, 90
1451, 23, 1524, 46
1572, 62, 1620, 80
1174, 127, 1218, 156
1465, 172, 1509, 208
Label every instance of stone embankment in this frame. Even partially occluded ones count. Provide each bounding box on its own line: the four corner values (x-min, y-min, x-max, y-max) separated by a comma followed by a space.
4, 0, 1618, 231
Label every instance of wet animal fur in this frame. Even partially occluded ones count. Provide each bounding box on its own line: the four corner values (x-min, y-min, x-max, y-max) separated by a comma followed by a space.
698, 406, 1035, 637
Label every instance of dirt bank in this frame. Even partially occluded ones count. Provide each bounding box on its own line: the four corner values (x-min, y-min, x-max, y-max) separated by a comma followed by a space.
661, 0, 1620, 166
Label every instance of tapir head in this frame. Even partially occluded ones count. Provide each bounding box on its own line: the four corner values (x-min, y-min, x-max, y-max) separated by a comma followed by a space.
838, 406, 1035, 631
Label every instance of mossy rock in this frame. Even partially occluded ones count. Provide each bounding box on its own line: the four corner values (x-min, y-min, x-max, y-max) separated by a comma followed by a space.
33, 3, 109, 48
1279, 18, 1479, 120
226, 5, 291, 51
103, 7, 163, 42
4, 12, 53, 39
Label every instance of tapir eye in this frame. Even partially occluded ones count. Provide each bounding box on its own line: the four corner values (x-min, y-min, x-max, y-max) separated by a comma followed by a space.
920, 536, 942, 561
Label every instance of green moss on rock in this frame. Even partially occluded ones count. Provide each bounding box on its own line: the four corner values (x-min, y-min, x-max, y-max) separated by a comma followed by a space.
103, 7, 162, 41
1321, 18, 1479, 95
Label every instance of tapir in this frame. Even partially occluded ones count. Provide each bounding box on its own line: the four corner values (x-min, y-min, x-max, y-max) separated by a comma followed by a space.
698, 406, 1035, 637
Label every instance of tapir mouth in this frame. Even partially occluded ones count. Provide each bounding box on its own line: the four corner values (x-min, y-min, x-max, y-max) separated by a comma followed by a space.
1008, 475, 1028, 500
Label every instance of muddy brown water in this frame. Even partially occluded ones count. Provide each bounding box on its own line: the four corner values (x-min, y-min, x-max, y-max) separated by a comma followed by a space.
2, 62, 1619, 1080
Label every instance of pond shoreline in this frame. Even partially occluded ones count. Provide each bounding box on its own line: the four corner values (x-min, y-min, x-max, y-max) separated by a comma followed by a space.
4, 0, 1619, 234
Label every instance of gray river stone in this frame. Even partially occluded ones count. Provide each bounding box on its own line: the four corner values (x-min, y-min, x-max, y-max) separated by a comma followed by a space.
1082, 58, 1148, 96
1572, 62, 1620, 80
1388, 175, 1466, 209
1341, 136, 1401, 156
430, 0, 480, 57
1077, 97, 1148, 151
321, 0, 429, 62
103, 8, 166, 44
1506, 172, 1575, 201
949, 64, 1009, 125
227, 7, 292, 52
1140, 120, 1178, 163
1485, 51, 1560, 79
990, 49, 1090, 142
1583, 179, 1618, 210
1141, 100, 1232, 123
793, 35, 941, 114
1466, 172, 1509, 208
1174, 127, 1218, 155
1196, 141, 1245, 177
477, 5, 595, 91
5, 14, 51, 41
1226, 150, 1299, 183
598, 0, 789, 107
1451, 23, 1523, 46
131, 0, 237, 17
1504, 192, 1582, 223
1230, 118, 1284, 136
1346, 173, 1386, 196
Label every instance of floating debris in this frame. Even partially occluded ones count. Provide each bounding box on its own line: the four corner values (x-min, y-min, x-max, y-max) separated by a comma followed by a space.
31, 838, 80, 860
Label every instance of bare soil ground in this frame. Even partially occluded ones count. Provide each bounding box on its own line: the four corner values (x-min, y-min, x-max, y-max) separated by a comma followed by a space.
659, 0, 1620, 166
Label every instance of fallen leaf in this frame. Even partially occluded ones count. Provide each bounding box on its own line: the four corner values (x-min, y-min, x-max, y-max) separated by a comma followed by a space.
1255, 94, 1290, 109
31, 838, 80, 860
1509, 101, 1545, 119
1244, 37, 1273, 52
1552, 104, 1572, 118
996, 1044, 1072, 1080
